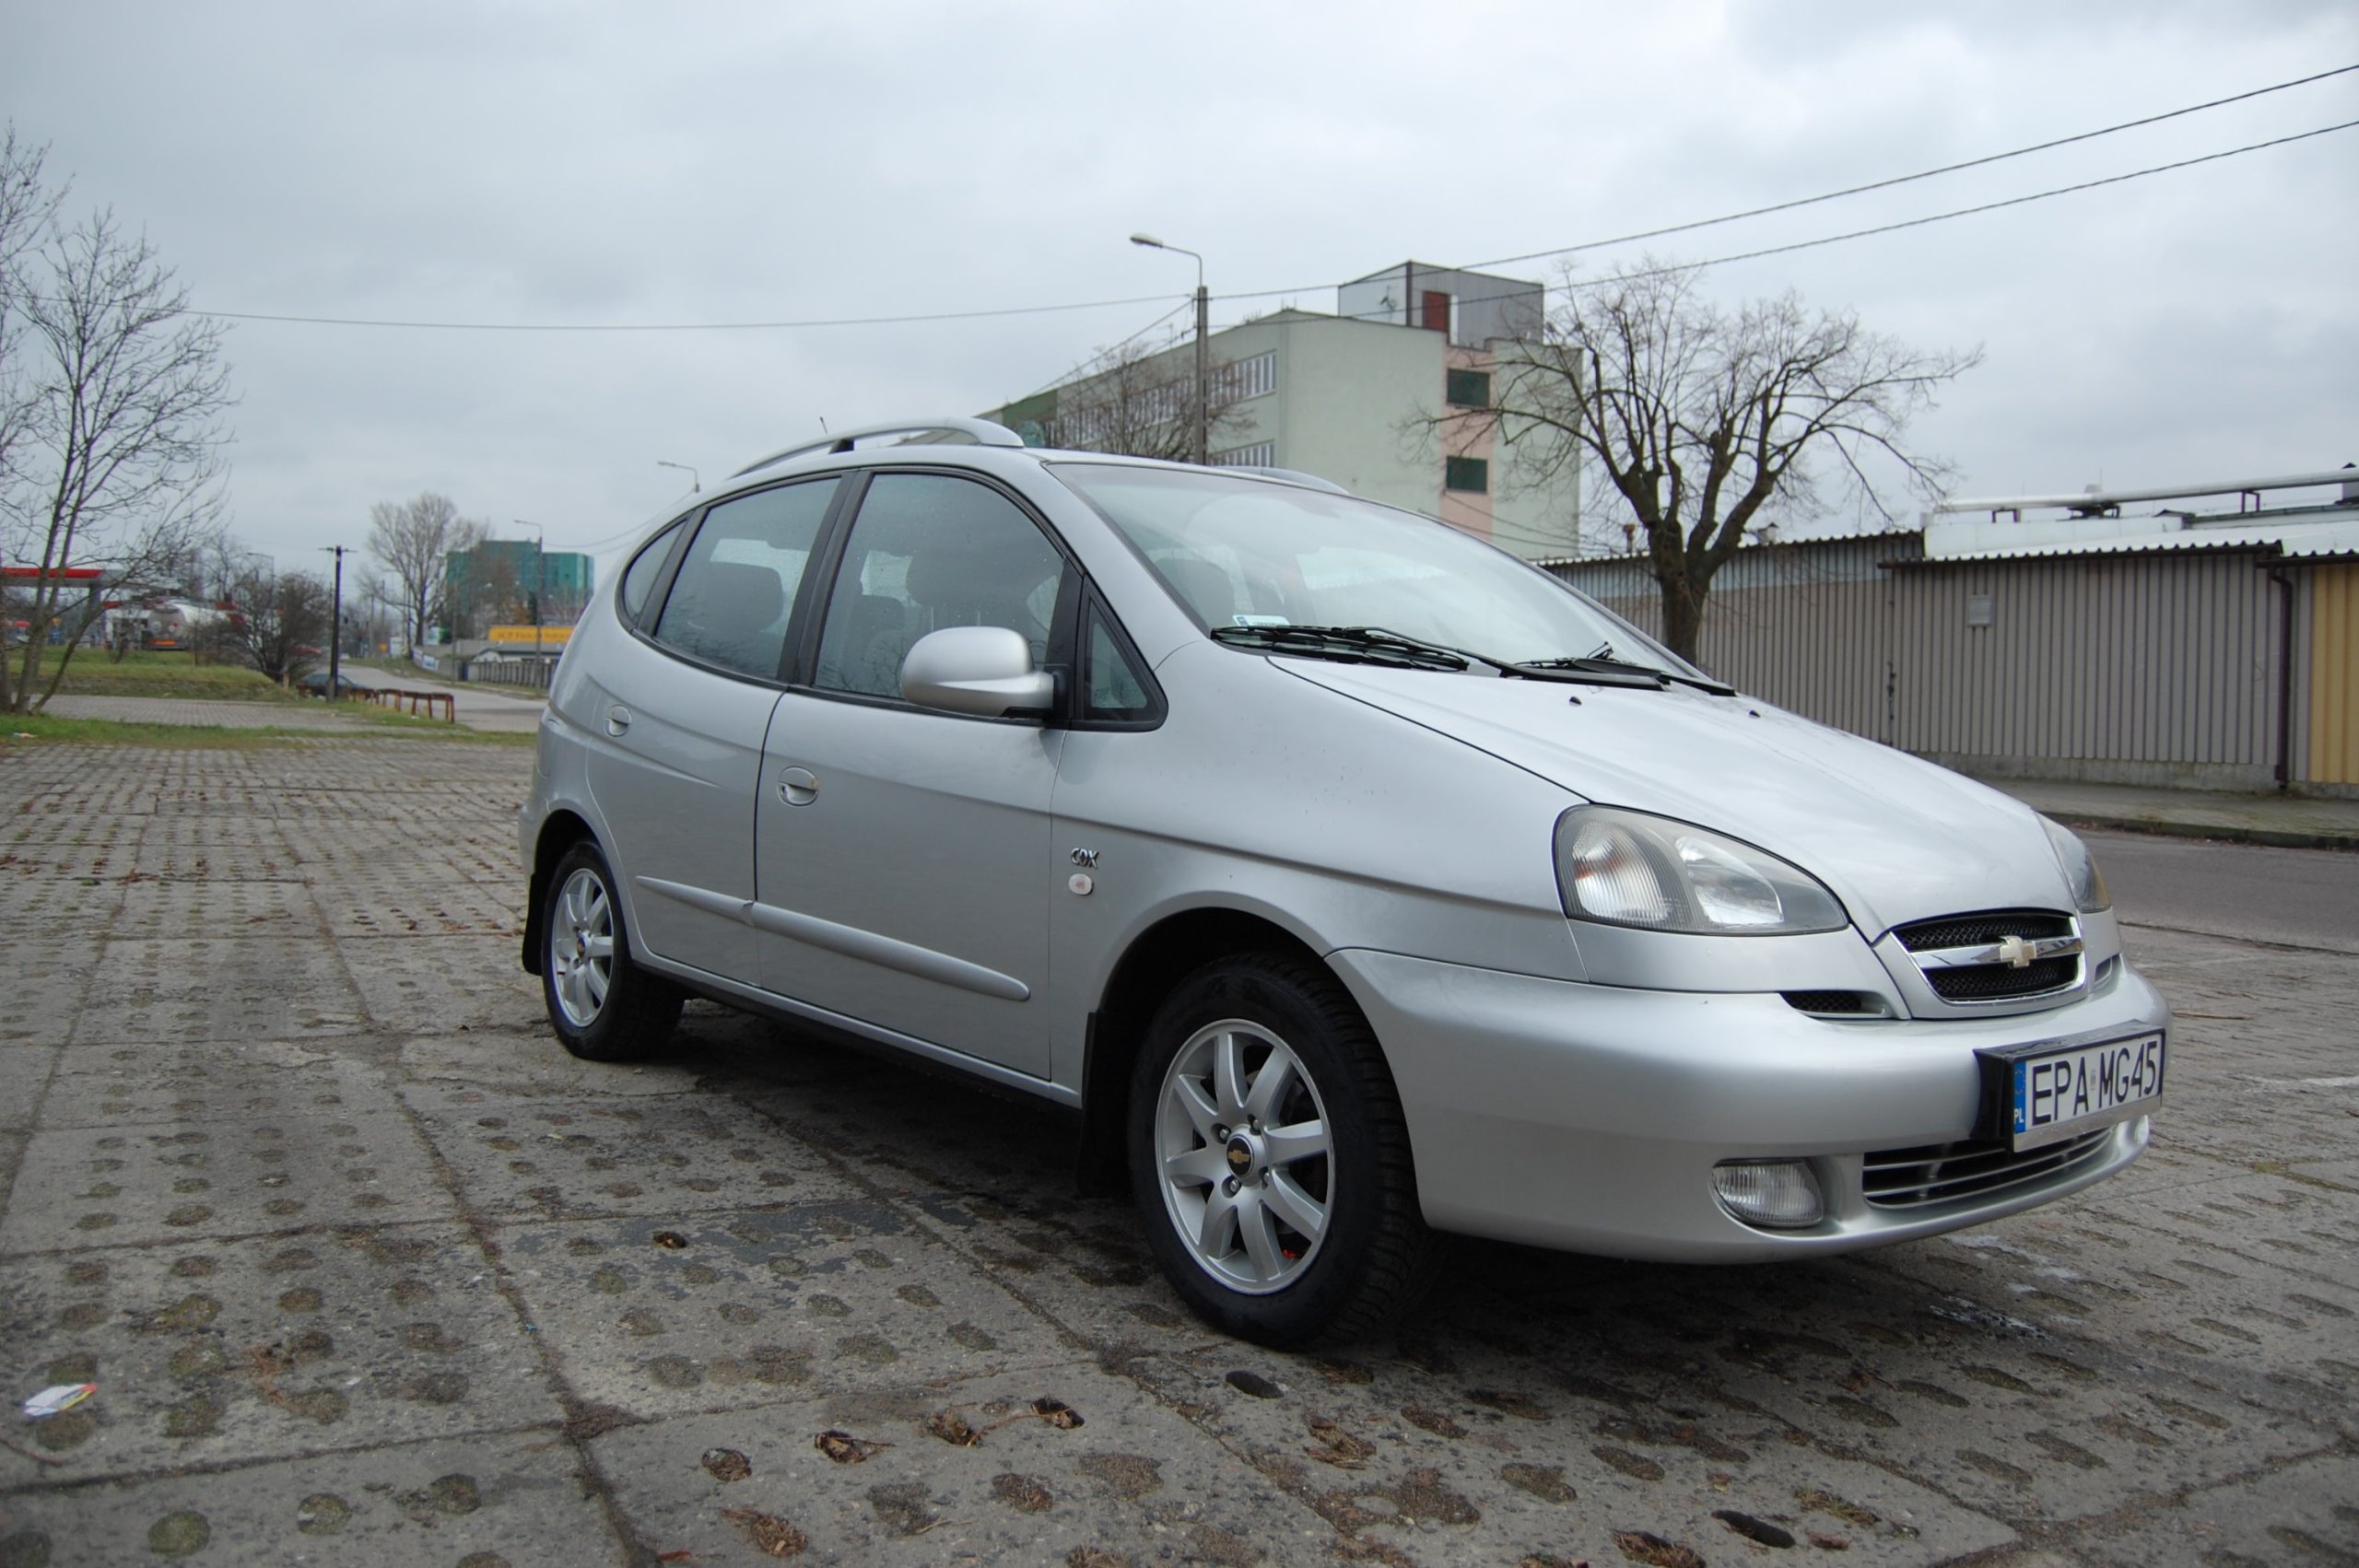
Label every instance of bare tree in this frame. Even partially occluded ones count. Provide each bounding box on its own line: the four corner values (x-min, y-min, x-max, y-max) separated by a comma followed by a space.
218, 561, 331, 686
367, 492, 486, 648
1036, 337, 1254, 462
0, 129, 234, 713
1475, 263, 1979, 661
0, 127, 63, 509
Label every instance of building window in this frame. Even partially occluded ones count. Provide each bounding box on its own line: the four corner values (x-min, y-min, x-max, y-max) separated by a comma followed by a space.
1210, 350, 1277, 402
1445, 456, 1489, 493
1212, 441, 1276, 468
1446, 369, 1491, 408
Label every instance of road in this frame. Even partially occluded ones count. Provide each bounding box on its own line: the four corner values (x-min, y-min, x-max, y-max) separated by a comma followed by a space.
2092, 827, 2359, 954
351, 661, 549, 734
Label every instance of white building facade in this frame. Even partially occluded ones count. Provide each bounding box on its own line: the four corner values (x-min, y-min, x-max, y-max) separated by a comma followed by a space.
991, 263, 1580, 563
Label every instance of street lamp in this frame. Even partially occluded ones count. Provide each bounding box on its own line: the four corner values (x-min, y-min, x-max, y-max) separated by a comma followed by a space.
514, 521, 545, 664
1130, 233, 1209, 465
656, 460, 700, 493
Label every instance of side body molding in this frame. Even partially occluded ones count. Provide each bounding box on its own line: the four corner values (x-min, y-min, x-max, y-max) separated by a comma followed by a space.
745, 901, 1032, 1002
637, 876, 1032, 1003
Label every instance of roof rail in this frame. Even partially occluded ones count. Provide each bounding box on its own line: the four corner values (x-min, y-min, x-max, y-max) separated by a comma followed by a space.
731, 417, 1027, 480
1227, 465, 1351, 496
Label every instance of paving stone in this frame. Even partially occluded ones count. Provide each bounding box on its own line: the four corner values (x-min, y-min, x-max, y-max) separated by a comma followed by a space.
129, 811, 306, 880
0, 872, 124, 940
111, 874, 318, 936
400, 1032, 698, 1100
37, 1040, 394, 1128
0, 1108, 454, 1254
407, 1085, 860, 1222
0, 1223, 561, 1477
0, 1429, 605, 1565
0, 1045, 58, 1130
494, 1202, 1062, 1421
346, 934, 547, 1035
68, 935, 368, 1045
591, 1364, 1331, 1566
2071, 1444, 2359, 1566
0, 939, 100, 1045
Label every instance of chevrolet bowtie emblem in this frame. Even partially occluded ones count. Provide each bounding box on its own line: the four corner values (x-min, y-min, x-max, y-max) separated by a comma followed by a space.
1995, 934, 2038, 968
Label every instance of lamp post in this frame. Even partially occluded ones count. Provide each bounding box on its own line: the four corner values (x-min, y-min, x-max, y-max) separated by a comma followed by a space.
656, 460, 700, 493
514, 521, 544, 664
1130, 233, 1208, 465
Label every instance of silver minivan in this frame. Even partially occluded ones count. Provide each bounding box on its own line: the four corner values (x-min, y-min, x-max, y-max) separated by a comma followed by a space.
521, 418, 2168, 1346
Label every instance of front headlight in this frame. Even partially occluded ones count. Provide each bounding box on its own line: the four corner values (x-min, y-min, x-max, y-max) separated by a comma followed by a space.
2040, 816, 2112, 913
1553, 807, 1847, 935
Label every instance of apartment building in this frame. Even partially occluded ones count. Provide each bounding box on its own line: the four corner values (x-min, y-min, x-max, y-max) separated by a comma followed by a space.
989, 262, 1580, 563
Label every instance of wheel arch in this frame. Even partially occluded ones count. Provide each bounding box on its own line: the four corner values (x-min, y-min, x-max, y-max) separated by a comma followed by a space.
1075, 907, 1340, 1196
521, 809, 597, 976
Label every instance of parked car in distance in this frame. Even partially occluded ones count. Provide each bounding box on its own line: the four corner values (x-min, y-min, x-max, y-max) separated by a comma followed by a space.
520, 418, 2169, 1346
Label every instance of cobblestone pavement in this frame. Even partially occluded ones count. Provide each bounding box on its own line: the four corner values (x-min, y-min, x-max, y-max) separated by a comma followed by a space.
1, 739, 2353, 1567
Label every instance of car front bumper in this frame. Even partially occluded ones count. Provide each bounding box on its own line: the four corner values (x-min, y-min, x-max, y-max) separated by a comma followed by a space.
1331, 948, 2168, 1262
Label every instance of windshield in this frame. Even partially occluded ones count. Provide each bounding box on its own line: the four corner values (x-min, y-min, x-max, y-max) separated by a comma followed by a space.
1050, 462, 1693, 676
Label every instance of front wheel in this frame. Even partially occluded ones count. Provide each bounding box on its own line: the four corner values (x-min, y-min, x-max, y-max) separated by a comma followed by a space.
1129, 953, 1440, 1347
541, 840, 682, 1061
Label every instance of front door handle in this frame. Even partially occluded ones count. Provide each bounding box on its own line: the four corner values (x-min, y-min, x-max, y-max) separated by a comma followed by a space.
778, 766, 818, 806
604, 706, 632, 737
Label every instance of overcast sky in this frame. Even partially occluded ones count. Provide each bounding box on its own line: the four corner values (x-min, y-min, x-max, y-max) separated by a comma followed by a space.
5, 0, 2354, 577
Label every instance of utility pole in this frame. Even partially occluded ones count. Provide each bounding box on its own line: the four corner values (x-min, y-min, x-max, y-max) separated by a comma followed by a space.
322, 544, 346, 697
1131, 234, 1209, 464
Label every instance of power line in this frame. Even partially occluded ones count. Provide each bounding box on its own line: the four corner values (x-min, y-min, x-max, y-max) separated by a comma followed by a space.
184, 290, 1183, 333
1219, 62, 2359, 302
168, 65, 2357, 337
1216, 116, 2359, 311
1459, 60, 2359, 274
1567, 117, 2359, 288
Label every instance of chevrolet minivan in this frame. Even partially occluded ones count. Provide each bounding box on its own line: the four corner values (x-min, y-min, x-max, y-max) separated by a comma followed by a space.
521, 418, 2168, 1346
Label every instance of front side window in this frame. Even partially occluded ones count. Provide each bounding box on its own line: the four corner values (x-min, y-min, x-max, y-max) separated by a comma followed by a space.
652, 478, 838, 679
812, 474, 1067, 700
1052, 462, 1687, 676
1083, 603, 1156, 722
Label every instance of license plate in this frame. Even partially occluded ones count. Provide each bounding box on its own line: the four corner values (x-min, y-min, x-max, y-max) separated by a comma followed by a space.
1978, 1031, 2165, 1152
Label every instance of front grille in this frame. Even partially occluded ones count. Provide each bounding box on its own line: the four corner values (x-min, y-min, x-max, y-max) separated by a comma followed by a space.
1862, 1129, 2113, 1210
1928, 957, 2080, 1001
1895, 908, 2082, 1004
1897, 910, 2074, 951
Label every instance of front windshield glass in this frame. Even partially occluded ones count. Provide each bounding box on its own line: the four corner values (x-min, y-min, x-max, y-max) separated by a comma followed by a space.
1050, 462, 1690, 674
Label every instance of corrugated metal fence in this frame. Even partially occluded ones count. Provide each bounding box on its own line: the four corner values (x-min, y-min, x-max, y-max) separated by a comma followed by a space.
1553, 537, 2329, 791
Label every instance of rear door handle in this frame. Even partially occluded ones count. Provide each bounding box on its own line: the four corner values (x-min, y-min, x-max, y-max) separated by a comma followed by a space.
778, 766, 818, 806
604, 706, 632, 737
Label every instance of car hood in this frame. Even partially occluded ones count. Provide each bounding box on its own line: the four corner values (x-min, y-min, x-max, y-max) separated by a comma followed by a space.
1282, 661, 2074, 936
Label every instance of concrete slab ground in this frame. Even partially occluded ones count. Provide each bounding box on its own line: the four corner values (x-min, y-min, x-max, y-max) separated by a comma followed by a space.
1, 734, 2353, 1566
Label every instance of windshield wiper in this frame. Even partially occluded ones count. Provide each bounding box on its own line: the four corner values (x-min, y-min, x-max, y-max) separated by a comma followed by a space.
1211, 624, 1471, 672
1516, 653, 1737, 696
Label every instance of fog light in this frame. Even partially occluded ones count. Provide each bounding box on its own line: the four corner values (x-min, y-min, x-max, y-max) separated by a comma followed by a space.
1713, 1159, 1825, 1229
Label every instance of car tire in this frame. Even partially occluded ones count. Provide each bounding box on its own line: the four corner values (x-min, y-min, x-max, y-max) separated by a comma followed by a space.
540, 840, 682, 1062
1129, 951, 1441, 1347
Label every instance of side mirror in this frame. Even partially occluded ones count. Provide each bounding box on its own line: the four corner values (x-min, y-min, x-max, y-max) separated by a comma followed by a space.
899, 626, 1055, 719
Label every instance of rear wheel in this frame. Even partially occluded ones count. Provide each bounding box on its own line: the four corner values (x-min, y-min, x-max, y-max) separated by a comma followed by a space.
1129, 952, 1440, 1347
541, 841, 681, 1061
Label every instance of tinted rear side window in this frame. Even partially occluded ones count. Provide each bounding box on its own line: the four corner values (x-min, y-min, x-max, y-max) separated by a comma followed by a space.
653, 478, 838, 680
619, 521, 685, 625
